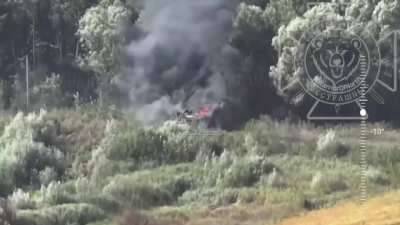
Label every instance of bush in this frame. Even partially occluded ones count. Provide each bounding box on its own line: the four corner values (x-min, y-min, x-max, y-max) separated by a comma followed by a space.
262, 168, 287, 188
39, 167, 59, 187
316, 130, 336, 152
16, 203, 104, 225
0, 198, 16, 225
87, 119, 212, 182
38, 182, 75, 206
159, 120, 205, 163
316, 130, 350, 158
365, 168, 391, 186
220, 156, 264, 188
11, 73, 65, 112
102, 164, 196, 209
0, 111, 65, 193
178, 187, 239, 206
310, 172, 349, 194
87, 120, 167, 181
45, 108, 112, 178
203, 151, 273, 188
70, 177, 117, 211
8, 189, 36, 210
244, 118, 314, 156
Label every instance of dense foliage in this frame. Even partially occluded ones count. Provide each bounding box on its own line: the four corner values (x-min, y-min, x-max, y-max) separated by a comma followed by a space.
0, 1, 400, 224
0, 109, 396, 225
1, 0, 399, 121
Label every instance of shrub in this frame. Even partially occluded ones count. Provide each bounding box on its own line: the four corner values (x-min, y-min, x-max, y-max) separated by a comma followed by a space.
365, 168, 391, 186
74, 177, 95, 199
48, 107, 111, 155
203, 151, 273, 188
243, 133, 260, 153
236, 187, 261, 204
103, 177, 173, 209
39, 167, 59, 187
38, 182, 74, 206
220, 156, 263, 188
0, 114, 11, 136
16, 203, 104, 225
107, 124, 165, 163
8, 189, 36, 210
88, 145, 121, 182
102, 164, 195, 209
87, 120, 168, 181
178, 187, 239, 206
87, 119, 210, 182
214, 188, 240, 205
316, 130, 350, 158
318, 142, 351, 158
0, 111, 65, 193
263, 168, 287, 188
159, 120, 205, 163
11, 73, 65, 112
243, 118, 313, 156
70, 177, 120, 212
310, 172, 349, 194
0, 198, 16, 225
178, 189, 214, 205
316, 130, 336, 152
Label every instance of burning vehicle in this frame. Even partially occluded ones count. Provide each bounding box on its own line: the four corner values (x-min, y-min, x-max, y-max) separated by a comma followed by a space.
176, 103, 224, 129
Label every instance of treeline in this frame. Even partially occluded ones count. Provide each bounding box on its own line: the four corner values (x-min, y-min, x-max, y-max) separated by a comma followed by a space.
0, 0, 100, 111
0, 0, 400, 123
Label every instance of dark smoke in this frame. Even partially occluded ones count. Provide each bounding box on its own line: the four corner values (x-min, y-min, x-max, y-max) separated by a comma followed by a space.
121, 0, 241, 125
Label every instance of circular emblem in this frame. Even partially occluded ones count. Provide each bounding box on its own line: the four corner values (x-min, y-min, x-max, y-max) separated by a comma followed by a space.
297, 27, 381, 105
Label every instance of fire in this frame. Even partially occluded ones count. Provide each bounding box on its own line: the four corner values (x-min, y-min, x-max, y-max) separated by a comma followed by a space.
196, 106, 212, 119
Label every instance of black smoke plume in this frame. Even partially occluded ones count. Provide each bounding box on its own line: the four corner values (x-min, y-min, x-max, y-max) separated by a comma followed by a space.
120, 0, 242, 125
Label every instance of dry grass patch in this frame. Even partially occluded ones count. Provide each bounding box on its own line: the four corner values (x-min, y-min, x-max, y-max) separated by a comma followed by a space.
273, 190, 400, 225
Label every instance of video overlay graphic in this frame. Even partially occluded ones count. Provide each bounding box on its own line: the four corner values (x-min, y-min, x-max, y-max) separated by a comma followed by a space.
276, 3, 399, 120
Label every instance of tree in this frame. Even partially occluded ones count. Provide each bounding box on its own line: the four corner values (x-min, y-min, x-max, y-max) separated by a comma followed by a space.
229, 0, 299, 118
78, 0, 132, 75
78, 0, 134, 104
269, 0, 400, 120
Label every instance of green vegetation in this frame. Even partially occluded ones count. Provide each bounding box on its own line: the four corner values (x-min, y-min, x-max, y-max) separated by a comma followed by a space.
0, 109, 396, 225
1, 0, 400, 224
1, 0, 400, 119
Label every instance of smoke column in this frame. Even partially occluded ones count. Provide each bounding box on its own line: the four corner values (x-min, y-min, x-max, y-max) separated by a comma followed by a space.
121, 0, 241, 125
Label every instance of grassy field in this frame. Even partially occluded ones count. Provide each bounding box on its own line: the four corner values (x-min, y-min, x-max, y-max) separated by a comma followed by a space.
0, 108, 398, 225
275, 190, 400, 225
